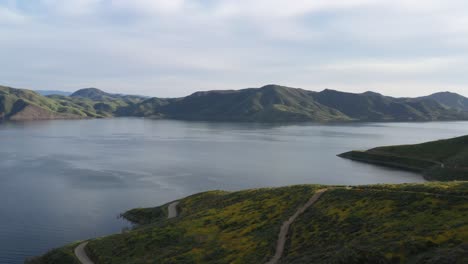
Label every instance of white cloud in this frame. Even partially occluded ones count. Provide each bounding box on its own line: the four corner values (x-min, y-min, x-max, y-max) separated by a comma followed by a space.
213, 0, 376, 19
110, 0, 187, 15
0, 6, 27, 24
0, 0, 468, 97
320, 57, 464, 74
40, 0, 102, 16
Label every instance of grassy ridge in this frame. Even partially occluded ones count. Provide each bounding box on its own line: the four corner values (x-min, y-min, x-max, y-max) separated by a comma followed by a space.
86, 186, 321, 264
28, 183, 468, 264
339, 135, 468, 181
284, 182, 468, 264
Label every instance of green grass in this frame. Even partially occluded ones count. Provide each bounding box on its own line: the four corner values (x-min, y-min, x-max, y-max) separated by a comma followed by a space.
30, 183, 468, 264
283, 182, 468, 264
25, 242, 81, 264
86, 185, 322, 264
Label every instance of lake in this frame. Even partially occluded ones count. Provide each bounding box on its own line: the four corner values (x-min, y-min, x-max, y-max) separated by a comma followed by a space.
1, 118, 467, 263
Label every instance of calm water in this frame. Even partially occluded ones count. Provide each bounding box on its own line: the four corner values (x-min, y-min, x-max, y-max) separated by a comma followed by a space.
1, 119, 467, 263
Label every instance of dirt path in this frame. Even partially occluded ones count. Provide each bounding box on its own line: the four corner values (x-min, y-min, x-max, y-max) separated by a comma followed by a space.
167, 201, 179, 219
74, 201, 180, 263
266, 189, 327, 264
74, 242, 94, 264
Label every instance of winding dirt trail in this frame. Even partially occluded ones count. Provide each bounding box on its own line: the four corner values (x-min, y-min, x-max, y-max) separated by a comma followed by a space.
74, 242, 94, 264
266, 189, 328, 264
167, 201, 180, 219
74, 201, 180, 263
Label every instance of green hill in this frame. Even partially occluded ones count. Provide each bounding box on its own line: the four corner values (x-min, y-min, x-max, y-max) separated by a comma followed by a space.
27, 182, 468, 264
312, 89, 467, 121
151, 85, 350, 122
2, 84, 468, 122
71, 88, 146, 103
0, 86, 143, 120
339, 135, 468, 181
0, 85, 86, 120
420, 92, 468, 112
122, 85, 468, 122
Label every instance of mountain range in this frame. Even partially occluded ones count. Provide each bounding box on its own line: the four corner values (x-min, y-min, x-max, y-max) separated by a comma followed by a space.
1, 84, 468, 122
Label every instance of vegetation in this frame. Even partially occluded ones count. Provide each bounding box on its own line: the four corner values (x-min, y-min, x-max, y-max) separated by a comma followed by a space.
3, 84, 468, 122
25, 242, 80, 264
421, 92, 468, 112
29, 183, 468, 264
0, 86, 144, 120
339, 135, 468, 181
284, 182, 468, 264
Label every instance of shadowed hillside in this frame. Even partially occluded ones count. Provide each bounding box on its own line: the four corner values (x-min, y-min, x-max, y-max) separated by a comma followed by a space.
419, 92, 468, 112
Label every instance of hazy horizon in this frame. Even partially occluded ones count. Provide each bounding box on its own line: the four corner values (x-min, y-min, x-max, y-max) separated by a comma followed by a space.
1, 0, 468, 97
26, 84, 468, 98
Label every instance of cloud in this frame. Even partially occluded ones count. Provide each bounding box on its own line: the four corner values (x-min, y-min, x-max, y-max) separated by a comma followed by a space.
110, 0, 187, 15
0, 6, 27, 24
0, 0, 467, 97
39, 0, 102, 16
320, 57, 464, 74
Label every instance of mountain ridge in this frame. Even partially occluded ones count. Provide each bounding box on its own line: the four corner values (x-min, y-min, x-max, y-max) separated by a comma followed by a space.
2, 84, 468, 122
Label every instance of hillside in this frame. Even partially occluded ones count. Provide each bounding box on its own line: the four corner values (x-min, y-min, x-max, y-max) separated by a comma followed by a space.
0, 86, 144, 120
123, 85, 468, 122
339, 135, 468, 181
312, 89, 467, 121
420, 92, 468, 112
2, 84, 468, 122
151, 85, 350, 122
27, 182, 468, 264
71, 88, 146, 103
0, 85, 85, 121
35, 90, 72, 96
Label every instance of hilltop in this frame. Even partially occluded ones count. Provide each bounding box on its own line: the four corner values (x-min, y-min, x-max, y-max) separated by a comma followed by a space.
71, 88, 147, 102
2, 84, 468, 122
0, 86, 144, 120
339, 135, 468, 181
27, 182, 468, 264
420, 92, 468, 112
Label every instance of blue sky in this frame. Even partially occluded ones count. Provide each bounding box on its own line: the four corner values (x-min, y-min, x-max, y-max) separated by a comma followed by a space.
0, 0, 467, 97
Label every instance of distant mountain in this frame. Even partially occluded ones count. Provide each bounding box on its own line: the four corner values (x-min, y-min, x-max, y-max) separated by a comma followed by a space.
71, 88, 147, 103
419, 92, 468, 112
311, 89, 466, 121
35, 90, 72, 96
2, 84, 468, 122
128, 85, 467, 122
143, 85, 350, 122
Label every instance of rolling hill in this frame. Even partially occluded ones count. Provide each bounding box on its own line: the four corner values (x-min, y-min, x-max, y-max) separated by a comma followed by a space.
2, 84, 468, 122
339, 135, 468, 181
0, 86, 143, 120
35, 90, 72, 96
70, 88, 147, 103
27, 182, 468, 264
419, 92, 468, 112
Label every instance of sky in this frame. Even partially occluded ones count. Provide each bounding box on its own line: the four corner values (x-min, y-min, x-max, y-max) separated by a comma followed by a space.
0, 0, 467, 97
